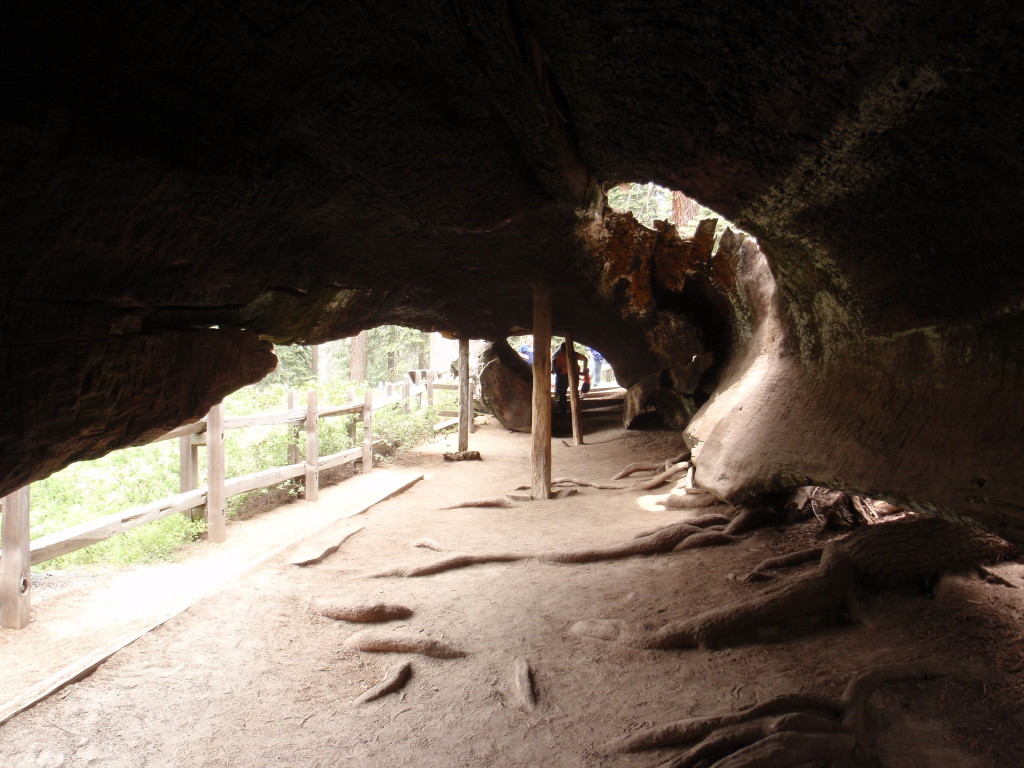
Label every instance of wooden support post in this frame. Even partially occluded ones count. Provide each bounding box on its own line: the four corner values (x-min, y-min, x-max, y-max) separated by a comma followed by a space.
458, 338, 471, 452
179, 432, 202, 520
470, 380, 478, 432
564, 332, 583, 446
206, 404, 226, 543
531, 285, 552, 499
305, 389, 319, 501
427, 370, 435, 408
287, 390, 301, 465
401, 379, 411, 413
1, 486, 31, 629
362, 389, 374, 472
386, 382, 394, 399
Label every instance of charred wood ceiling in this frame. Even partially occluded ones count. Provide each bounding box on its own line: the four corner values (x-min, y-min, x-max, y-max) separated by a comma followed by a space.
2, 2, 1022, 541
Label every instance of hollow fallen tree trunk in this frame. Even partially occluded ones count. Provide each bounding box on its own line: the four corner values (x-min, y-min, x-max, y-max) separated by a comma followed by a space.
573, 516, 1015, 650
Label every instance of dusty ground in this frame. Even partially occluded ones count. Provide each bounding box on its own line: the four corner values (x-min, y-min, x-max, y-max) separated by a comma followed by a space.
2, 415, 1023, 767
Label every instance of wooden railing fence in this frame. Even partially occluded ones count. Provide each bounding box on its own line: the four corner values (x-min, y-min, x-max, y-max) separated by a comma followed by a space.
1, 368, 476, 629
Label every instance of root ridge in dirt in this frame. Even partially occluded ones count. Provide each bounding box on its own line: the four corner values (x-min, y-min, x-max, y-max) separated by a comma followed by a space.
607, 660, 969, 768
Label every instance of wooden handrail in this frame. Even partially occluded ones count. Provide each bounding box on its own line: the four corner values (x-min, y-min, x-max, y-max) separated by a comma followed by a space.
2, 372, 462, 584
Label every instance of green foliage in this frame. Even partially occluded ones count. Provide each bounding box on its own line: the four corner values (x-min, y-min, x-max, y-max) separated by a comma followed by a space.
30, 438, 206, 570
606, 182, 733, 241
365, 326, 429, 385
373, 403, 444, 457
607, 182, 673, 227
40, 515, 207, 570
29, 327, 446, 571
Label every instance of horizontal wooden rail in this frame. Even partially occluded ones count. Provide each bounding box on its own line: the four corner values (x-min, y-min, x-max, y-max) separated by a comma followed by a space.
155, 421, 206, 442
223, 463, 305, 498
5, 375, 457, 576
27, 488, 208, 566
319, 440, 386, 472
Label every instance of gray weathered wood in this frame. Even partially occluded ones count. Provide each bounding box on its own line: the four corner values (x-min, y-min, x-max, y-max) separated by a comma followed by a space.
531, 285, 552, 499
206, 403, 226, 543
362, 389, 374, 472
287, 390, 301, 466
1, 486, 31, 629
222, 408, 306, 430
427, 370, 435, 407
28, 488, 207, 566
564, 332, 583, 446
156, 420, 206, 442
305, 389, 320, 501
317, 403, 363, 418
458, 338, 471, 452
224, 464, 305, 498
179, 432, 202, 520
318, 444, 380, 472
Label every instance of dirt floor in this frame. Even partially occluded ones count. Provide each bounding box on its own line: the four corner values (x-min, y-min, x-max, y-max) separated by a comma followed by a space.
2, 414, 1023, 767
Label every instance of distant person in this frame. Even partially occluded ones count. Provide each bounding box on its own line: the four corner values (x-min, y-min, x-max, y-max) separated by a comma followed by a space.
588, 347, 605, 384
518, 343, 533, 365
552, 342, 588, 415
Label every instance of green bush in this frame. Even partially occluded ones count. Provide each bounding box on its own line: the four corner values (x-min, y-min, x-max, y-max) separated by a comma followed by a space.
29, 371, 449, 570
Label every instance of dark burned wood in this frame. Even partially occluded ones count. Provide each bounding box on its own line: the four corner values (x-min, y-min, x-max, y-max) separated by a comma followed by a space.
443, 450, 481, 462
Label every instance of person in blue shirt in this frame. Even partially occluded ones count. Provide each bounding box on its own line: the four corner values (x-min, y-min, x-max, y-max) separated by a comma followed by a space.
588, 347, 604, 384
518, 343, 533, 365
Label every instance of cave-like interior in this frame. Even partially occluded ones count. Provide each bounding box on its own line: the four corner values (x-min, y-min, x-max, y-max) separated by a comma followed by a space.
2, 2, 1023, 548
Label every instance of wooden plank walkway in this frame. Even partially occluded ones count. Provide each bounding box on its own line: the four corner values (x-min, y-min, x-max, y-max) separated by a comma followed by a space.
0, 470, 422, 725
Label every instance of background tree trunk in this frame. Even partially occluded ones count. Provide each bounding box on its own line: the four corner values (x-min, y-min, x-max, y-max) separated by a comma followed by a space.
350, 331, 368, 381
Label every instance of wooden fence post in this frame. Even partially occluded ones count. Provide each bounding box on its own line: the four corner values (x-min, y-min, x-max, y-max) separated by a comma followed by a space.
287, 390, 301, 466
401, 379, 411, 413
565, 332, 583, 446
1, 486, 31, 629
469, 380, 478, 432
305, 390, 319, 501
531, 285, 552, 499
458, 338, 471, 452
362, 389, 374, 472
179, 432, 201, 520
347, 389, 359, 445
206, 404, 226, 543
427, 370, 435, 408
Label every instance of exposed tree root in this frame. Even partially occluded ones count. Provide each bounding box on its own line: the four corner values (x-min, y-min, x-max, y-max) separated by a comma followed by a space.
662, 490, 722, 510
512, 477, 624, 492
635, 462, 689, 491
574, 516, 1016, 650
315, 602, 414, 623
289, 526, 364, 566
606, 659, 962, 767
742, 547, 823, 583
512, 657, 537, 711
353, 661, 412, 705
373, 515, 737, 578
611, 461, 665, 480
440, 498, 513, 510
552, 477, 625, 490
612, 451, 690, 481
344, 629, 467, 658
412, 538, 446, 551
